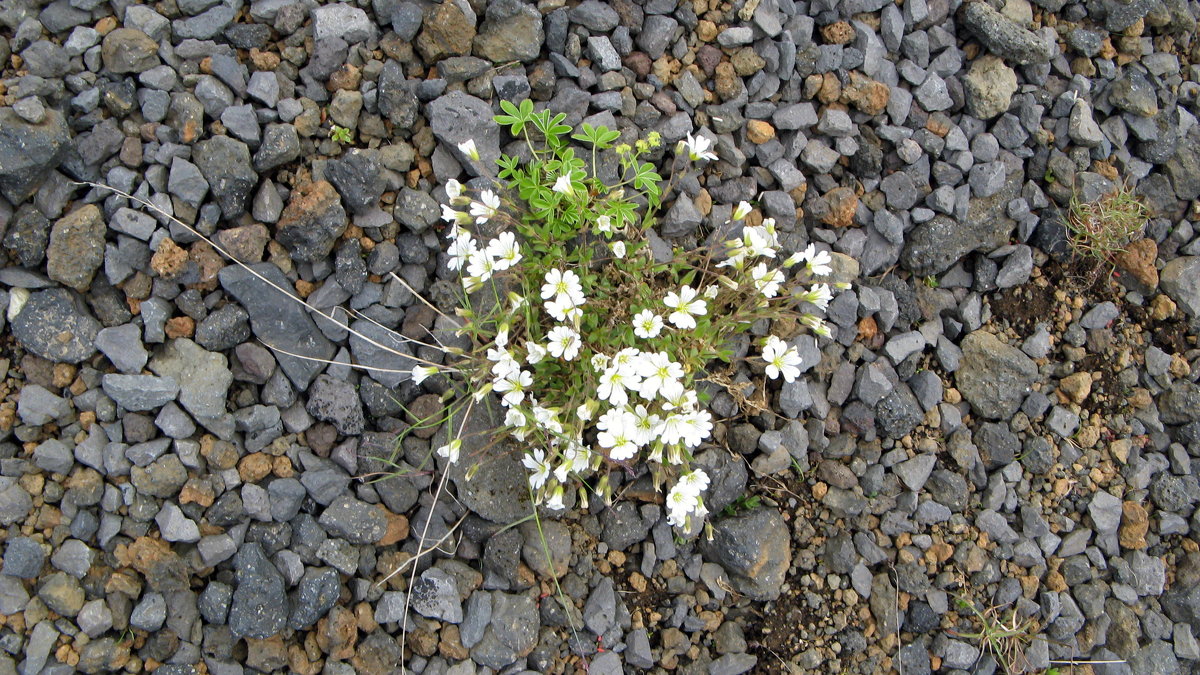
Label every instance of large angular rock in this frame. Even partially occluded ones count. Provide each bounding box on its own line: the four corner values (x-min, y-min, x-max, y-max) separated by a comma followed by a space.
474, 0, 544, 63
700, 508, 791, 600
101, 28, 160, 73
901, 165, 1021, 276
435, 398, 534, 524
955, 331, 1039, 420
962, 54, 1018, 120
960, 1, 1054, 65
0, 108, 72, 205
325, 150, 385, 214
47, 205, 106, 292
10, 288, 100, 363
416, 0, 476, 62
275, 181, 347, 263
229, 543, 288, 639
219, 263, 336, 390
193, 135, 257, 218
1161, 256, 1200, 318
148, 339, 234, 438
306, 375, 365, 436
426, 91, 501, 176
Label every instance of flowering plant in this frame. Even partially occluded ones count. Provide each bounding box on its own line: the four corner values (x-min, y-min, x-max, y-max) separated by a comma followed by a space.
431, 100, 840, 531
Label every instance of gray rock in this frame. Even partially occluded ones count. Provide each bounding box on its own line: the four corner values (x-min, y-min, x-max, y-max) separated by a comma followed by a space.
77, 598, 113, 637
253, 123, 301, 172
149, 339, 233, 436
312, 3, 374, 42
156, 502, 201, 542
0, 574, 30, 614
963, 54, 1018, 120
569, 0, 619, 31
955, 331, 1038, 420
22, 621, 57, 675
318, 494, 386, 543
102, 374, 179, 411
474, 0, 543, 63
219, 263, 336, 390
11, 288, 100, 363
1108, 70, 1159, 117
109, 206, 156, 240
915, 73, 953, 111
700, 509, 791, 600
894, 454, 936, 492
101, 28, 159, 72
275, 180, 347, 262
427, 91, 501, 175
229, 543, 288, 639
326, 149, 385, 214
438, 399, 535, 524
661, 196, 702, 237
95, 323, 149, 373
1069, 99, 1106, 147
130, 454, 188, 498
583, 577, 616, 636
0, 107, 72, 205
961, 1, 1054, 64
34, 439, 73, 474
305, 375, 365, 436
3, 537, 45, 578
710, 653, 758, 675
194, 135, 257, 218
976, 509, 1019, 543
130, 592, 166, 631
0, 478, 34, 526
17, 384, 72, 426
289, 567, 341, 629
168, 157, 209, 207
909, 170, 1023, 278
1161, 257, 1200, 318
410, 567, 462, 622
470, 592, 538, 669
47, 204, 105, 293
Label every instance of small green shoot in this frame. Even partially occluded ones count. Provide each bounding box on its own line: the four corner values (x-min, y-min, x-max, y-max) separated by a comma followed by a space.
329, 125, 354, 144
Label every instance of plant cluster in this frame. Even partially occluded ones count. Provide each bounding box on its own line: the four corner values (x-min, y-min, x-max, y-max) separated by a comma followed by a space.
429, 100, 842, 530
1064, 181, 1150, 265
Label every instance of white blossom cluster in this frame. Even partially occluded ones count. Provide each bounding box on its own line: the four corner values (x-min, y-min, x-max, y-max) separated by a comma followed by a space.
433, 135, 840, 530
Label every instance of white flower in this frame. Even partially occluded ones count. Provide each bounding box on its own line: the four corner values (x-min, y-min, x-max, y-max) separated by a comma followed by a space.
681, 132, 718, 161
630, 405, 660, 446
494, 325, 509, 348
446, 232, 477, 271
743, 224, 777, 259
523, 449, 551, 490
486, 232, 522, 271
576, 401, 596, 422
659, 381, 696, 411
470, 190, 500, 224
552, 174, 574, 195
802, 314, 832, 338
436, 438, 462, 464
526, 342, 546, 365
802, 244, 833, 276
412, 365, 438, 385
611, 241, 626, 259
636, 351, 684, 401
751, 263, 785, 298
505, 407, 529, 440
762, 335, 803, 382
679, 410, 713, 448
596, 408, 639, 461
703, 284, 720, 299
445, 179, 463, 201
632, 309, 663, 339
802, 283, 833, 310
733, 201, 752, 220
533, 404, 563, 434
590, 353, 611, 372
487, 346, 519, 379
541, 268, 585, 306
494, 369, 533, 407
546, 326, 581, 361
545, 484, 565, 510
595, 215, 613, 234
544, 294, 583, 323
663, 285, 707, 330
465, 249, 496, 282
679, 468, 710, 494
598, 365, 641, 408
441, 204, 472, 225
457, 139, 479, 161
